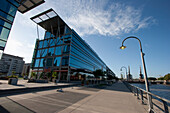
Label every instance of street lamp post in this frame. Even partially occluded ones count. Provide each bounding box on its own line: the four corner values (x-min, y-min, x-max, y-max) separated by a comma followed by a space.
120, 36, 153, 112
120, 66, 127, 80
120, 72, 125, 79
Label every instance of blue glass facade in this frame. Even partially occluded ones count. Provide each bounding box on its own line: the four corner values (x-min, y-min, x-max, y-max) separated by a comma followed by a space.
31, 9, 115, 81
0, 0, 44, 54
0, 0, 19, 50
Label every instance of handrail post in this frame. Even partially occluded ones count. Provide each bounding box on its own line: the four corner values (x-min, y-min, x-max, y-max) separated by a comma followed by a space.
137, 88, 139, 99
140, 90, 144, 104
162, 100, 169, 113
133, 87, 136, 96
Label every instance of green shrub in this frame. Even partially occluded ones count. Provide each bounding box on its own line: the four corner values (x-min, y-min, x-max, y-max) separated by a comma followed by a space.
52, 72, 58, 79
164, 73, 170, 80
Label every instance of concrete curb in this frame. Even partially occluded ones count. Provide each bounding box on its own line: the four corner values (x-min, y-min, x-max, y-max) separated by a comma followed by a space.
0, 83, 80, 97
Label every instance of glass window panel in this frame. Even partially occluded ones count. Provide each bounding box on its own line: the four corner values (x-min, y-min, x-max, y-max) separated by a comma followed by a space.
46, 58, 53, 67
63, 45, 70, 54
46, 11, 56, 18
0, 11, 14, 22
39, 58, 46, 67
49, 39, 55, 46
62, 56, 69, 66
0, 40, 6, 48
34, 59, 40, 67
10, 0, 20, 7
44, 31, 51, 39
56, 37, 63, 45
55, 46, 62, 55
8, 4, 17, 16
38, 41, 43, 48
54, 57, 61, 66
33, 18, 42, 23
0, 0, 17, 17
48, 47, 54, 56
0, 26, 10, 41
39, 14, 49, 21
41, 49, 47, 57
43, 40, 48, 48
36, 50, 41, 58
65, 27, 71, 34
0, 19, 12, 29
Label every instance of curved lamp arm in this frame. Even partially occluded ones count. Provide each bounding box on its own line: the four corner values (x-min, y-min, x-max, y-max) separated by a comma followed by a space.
120, 36, 143, 53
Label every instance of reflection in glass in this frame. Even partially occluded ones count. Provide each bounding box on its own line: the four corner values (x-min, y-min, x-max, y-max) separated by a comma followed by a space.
50, 39, 55, 46
0, 26, 10, 41
55, 46, 62, 55
36, 50, 41, 58
54, 57, 61, 66
39, 41, 43, 48
63, 45, 70, 54
48, 47, 54, 56
46, 58, 53, 67
39, 58, 46, 67
44, 31, 51, 39
34, 59, 40, 67
62, 56, 69, 66
41, 49, 47, 57
0, 40, 6, 48
43, 40, 48, 48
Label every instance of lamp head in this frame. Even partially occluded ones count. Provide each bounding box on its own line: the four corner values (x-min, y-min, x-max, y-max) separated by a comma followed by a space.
120, 45, 126, 50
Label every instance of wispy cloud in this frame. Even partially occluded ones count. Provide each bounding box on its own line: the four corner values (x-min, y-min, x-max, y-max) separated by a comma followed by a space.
46, 0, 155, 37
4, 38, 35, 63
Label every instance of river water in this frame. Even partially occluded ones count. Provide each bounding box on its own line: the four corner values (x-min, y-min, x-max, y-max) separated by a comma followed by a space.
131, 83, 170, 101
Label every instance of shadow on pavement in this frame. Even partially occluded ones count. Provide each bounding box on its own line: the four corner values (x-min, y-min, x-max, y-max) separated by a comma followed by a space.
0, 85, 77, 97
79, 81, 131, 93
9, 84, 25, 87
0, 105, 10, 113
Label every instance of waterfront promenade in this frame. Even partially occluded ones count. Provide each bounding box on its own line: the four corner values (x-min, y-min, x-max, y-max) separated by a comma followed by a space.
0, 80, 147, 113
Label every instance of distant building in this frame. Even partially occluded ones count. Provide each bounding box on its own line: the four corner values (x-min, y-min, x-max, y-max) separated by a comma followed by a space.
30, 9, 115, 82
0, 53, 24, 76
0, 0, 45, 59
139, 66, 144, 79
127, 66, 132, 80
22, 63, 31, 76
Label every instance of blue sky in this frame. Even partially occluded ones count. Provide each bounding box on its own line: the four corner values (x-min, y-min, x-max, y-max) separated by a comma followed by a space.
4, 0, 170, 78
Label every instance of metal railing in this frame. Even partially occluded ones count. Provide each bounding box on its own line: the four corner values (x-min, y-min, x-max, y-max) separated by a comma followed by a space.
123, 81, 170, 113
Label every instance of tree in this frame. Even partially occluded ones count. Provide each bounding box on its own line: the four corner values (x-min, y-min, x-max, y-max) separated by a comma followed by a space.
158, 77, 164, 80
107, 75, 119, 80
148, 77, 157, 80
8, 71, 18, 78
93, 69, 105, 78
31, 72, 36, 79
52, 72, 58, 79
164, 73, 170, 80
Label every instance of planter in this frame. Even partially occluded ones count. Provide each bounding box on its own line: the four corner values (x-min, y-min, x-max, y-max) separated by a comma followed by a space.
54, 79, 59, 83
27, 79, 48, 83
36, 79, 48, 83
8, 78, 18, 85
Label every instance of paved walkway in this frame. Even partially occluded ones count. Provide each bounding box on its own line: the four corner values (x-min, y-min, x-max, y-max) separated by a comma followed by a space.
60, 81, 147, 113
0, 81, 147, 113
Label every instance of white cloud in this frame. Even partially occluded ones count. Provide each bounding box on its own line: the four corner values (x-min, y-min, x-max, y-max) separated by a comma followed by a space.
4, 0, 155, 63
4, 38, 34, 63
46, 0, 154, 37
15, 0, 154, 37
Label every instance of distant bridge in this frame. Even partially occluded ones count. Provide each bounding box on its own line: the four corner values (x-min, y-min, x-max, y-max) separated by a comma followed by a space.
127, 80, 170, 85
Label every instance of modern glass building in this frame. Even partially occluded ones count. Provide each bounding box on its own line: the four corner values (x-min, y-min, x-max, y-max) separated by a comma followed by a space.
0, 0, 45, 58
31, 9, 115, 81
